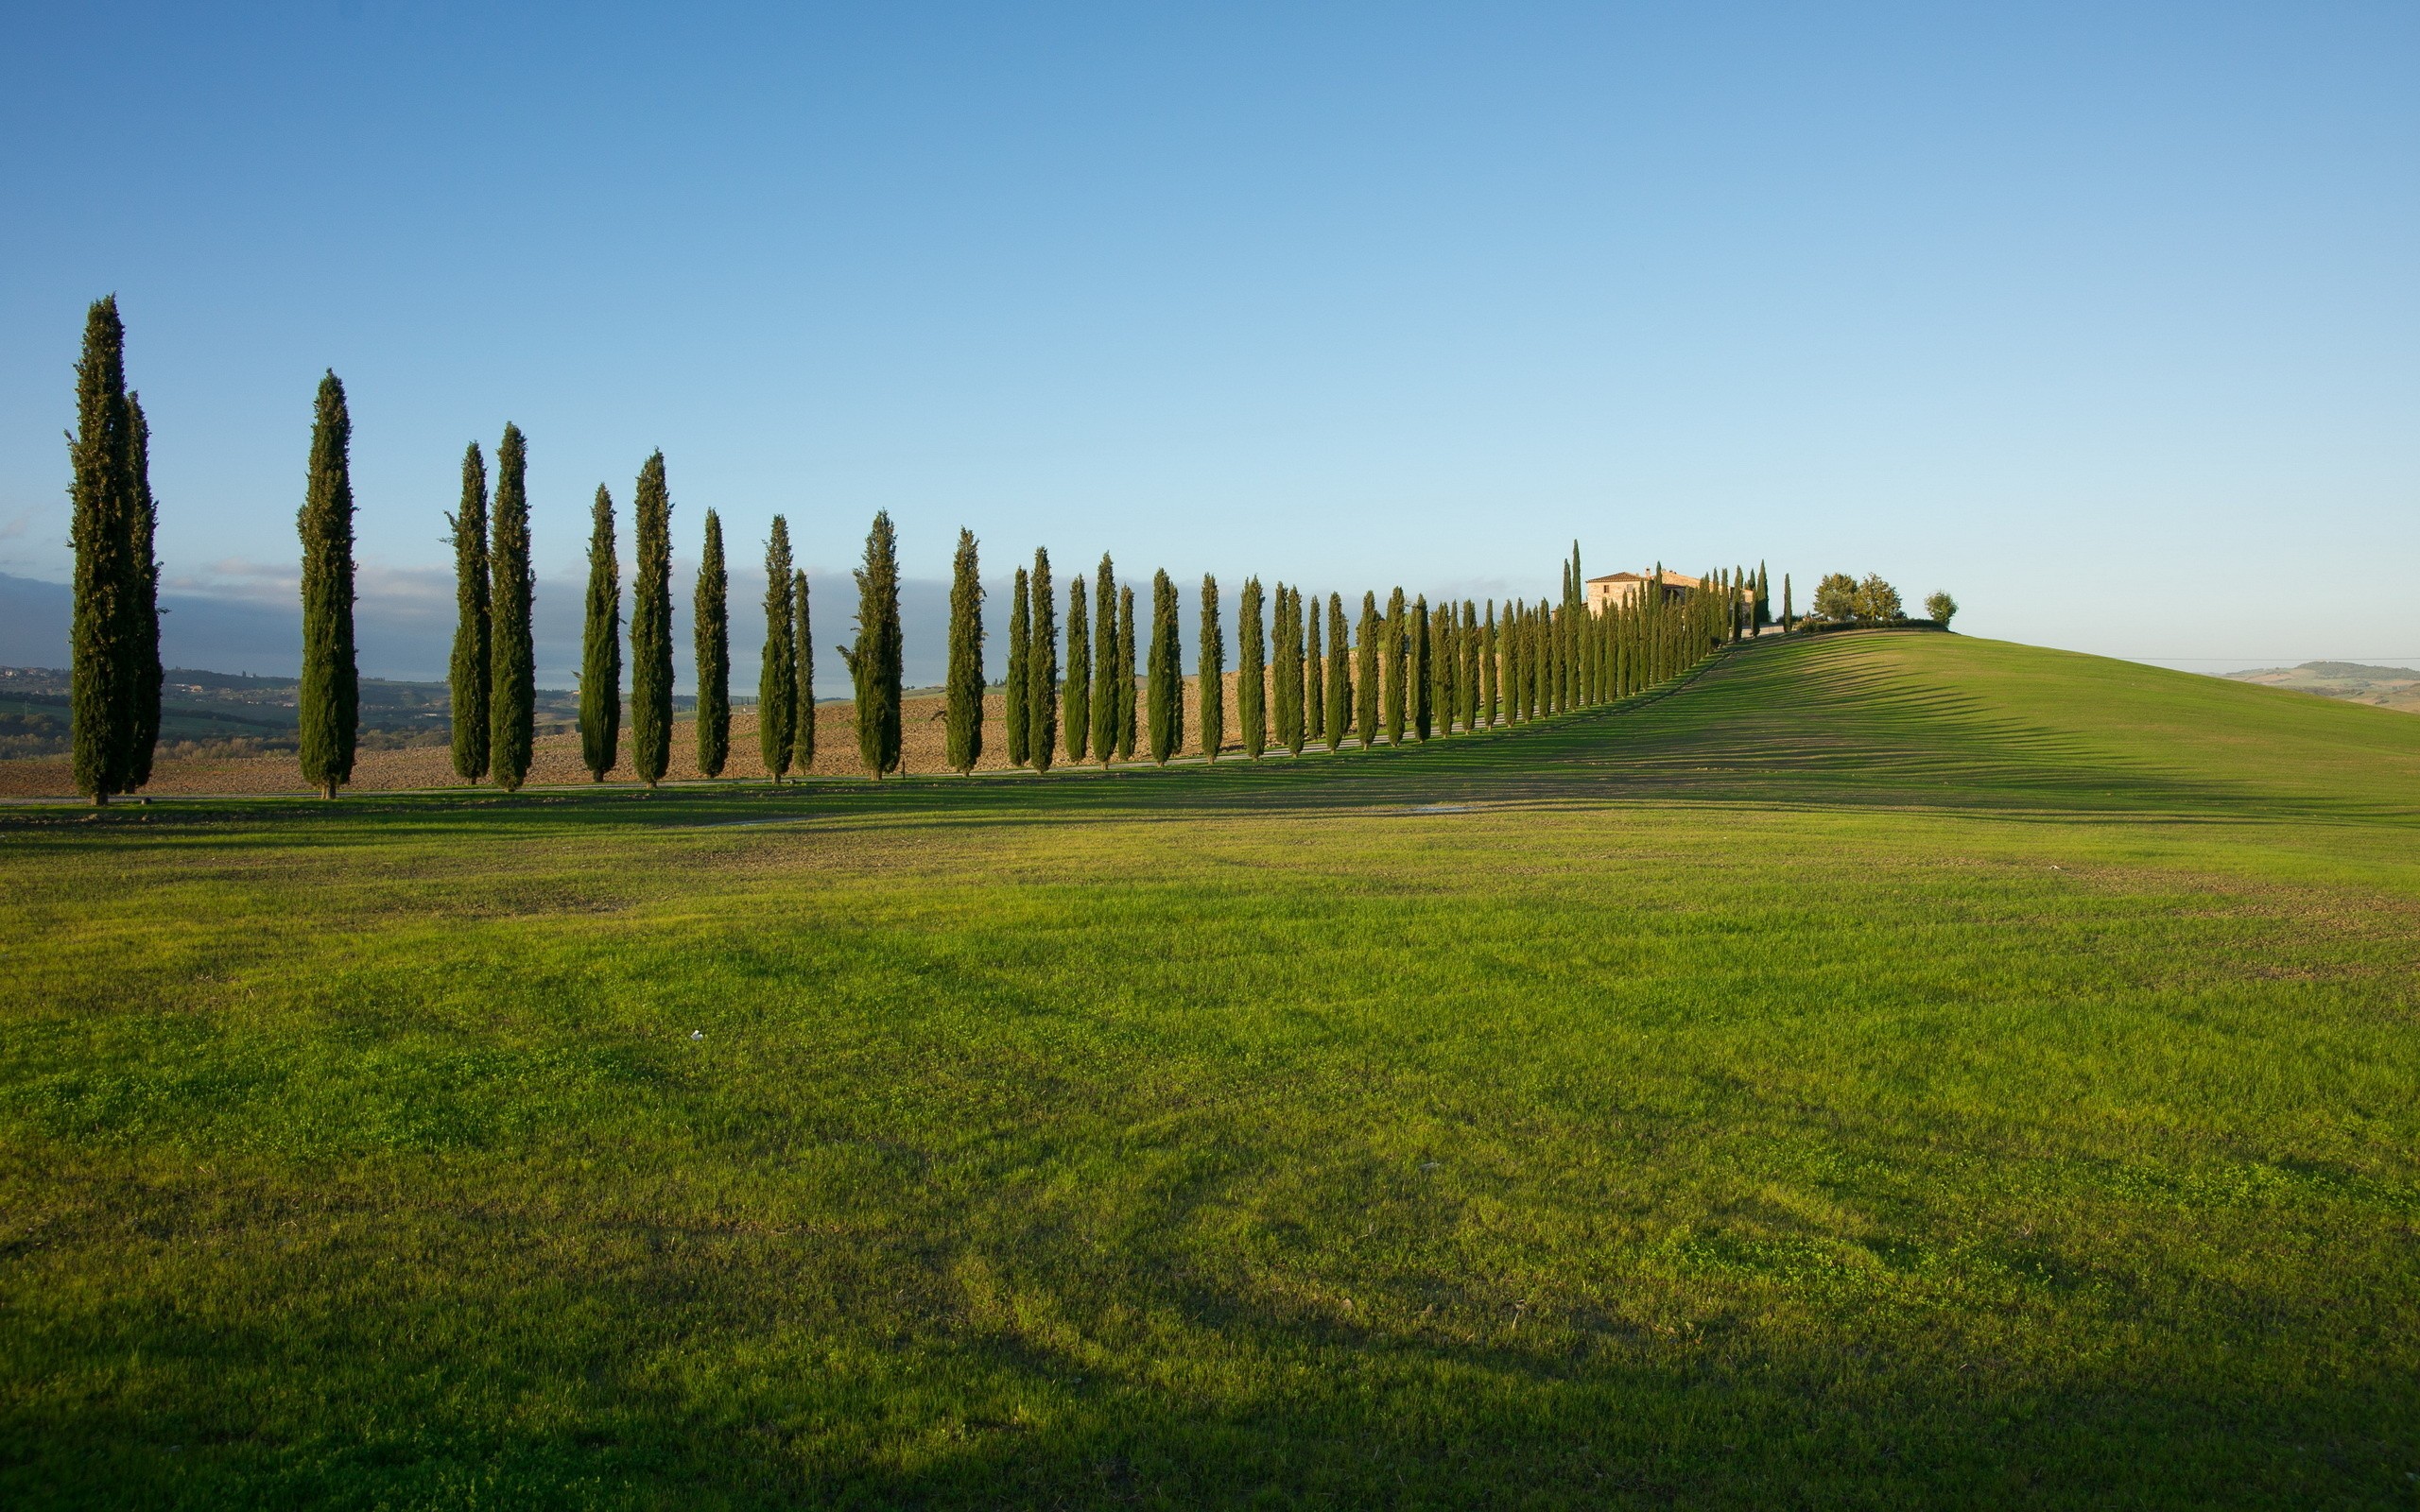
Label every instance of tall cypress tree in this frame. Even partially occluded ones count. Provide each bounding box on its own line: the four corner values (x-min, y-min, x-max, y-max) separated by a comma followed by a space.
1270, 583, 1299, 755
1115, 584, 1138, 761
843, 512, 903, 778
1413, 595, 1435, 741
1305, 597, 1325, 748
1092, 555, 1120, 766
125, 393, 162, 789
1380, 588, 1405, 746
580, 485, 622, 782
1005, 566, 1030, 766
1480, 601, 1496, 728
1237, 576, 1266, 759
1146, 570, 1182, 765
791, 569, 816, 774
447, 442, 492, 782
1782, 573, 1793, 630
1064, 573, 1091, 765
489, 425, 535, 791
68, 297, 133, 804
1358, 592, 1383, 748
629, 451, 673, 789
1030, 549, 1059, 774
1198, 572, 1224, 762
694, 508, 730, 778
944, 528, 984, 774
760, 517, 796, 782
297, 371, 358, 800
1324, 593, 1352, 751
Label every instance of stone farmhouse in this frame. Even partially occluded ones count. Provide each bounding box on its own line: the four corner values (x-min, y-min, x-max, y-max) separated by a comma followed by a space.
1585, 571, 1754, 613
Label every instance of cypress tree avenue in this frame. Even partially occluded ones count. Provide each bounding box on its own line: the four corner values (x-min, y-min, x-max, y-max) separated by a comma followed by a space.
297, 371, 358, 800
580, 486, 622, 782
489, 424, 535, 791
694, 508, 730, 779
760, 517, 796, 782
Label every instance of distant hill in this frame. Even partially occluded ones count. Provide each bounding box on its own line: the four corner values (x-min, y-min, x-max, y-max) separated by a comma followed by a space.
2223, 661, 2420, 714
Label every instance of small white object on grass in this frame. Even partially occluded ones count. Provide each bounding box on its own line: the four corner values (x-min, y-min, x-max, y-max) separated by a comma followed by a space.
691, 1029, 705, 1040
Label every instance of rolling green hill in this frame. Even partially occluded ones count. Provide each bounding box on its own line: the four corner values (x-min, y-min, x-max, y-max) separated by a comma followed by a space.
3, 631, 2414, 1508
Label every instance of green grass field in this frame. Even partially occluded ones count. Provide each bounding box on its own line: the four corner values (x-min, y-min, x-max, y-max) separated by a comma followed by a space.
5, 630, 2416, 1508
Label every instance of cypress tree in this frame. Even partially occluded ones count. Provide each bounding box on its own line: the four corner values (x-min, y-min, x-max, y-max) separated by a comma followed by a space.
694, 509, 730, 778
1270, 584, 1299, 755
760, 517, 796, 782
126, 393, 162, 789
1324, 593, 1352, 751
297, 371, 358, 800
1480, 601, 1496, 728
447, 442, 492, 782
629, 450, 673, 789
1386, 589, 1410, 745
944, 528, 984, 774
1146, 570, 1181, 765
1115, 584, 1138, 760
580, 486, 622, 782
1782, 573, 1793, 629
1198, 572, 1224, 762
1358, 592, 1383, 748
1029, 549, 1058, 774
791, 569, 815, 774
1064, 572, 1091, 764
1005, 566, 1030, 766
1304, 598, 1325, 748
1092, 555, 1119, 765
1238, 576, 1266, 758
1417, 597, 1440, 740
489, 425, 535, 791
1756, 561, 1772, 630
842, 511, 904, 778
67, 297, 132, 804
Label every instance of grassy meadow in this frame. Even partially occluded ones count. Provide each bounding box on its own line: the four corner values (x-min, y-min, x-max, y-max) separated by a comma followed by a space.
3, 629, 2416, 1508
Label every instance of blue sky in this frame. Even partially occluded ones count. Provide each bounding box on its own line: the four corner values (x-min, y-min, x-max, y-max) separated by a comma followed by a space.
2, 2, 2413, 684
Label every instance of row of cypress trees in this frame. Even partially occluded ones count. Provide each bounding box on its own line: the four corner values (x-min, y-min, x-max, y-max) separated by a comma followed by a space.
928, 541, 1764, 771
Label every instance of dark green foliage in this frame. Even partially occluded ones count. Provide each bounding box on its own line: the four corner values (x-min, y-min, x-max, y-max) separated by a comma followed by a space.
1305, 598, 1325, 748
628, 451, 674, 789
1783, 573, 1793, 629
1414, 596, 1437, 741
1198, 573, 1224, 762
126, 394, 161, 789
694, 509, 730, 779
447, 444, 492, 782
759, 518, 796, 782
1324, 593, 1351, 751
68, 297, 134, 803
1093, 556, 1120, 766
1237, 577, 1266, 759
791, 570, 815, 774
1756, 561, 1772, 628
944, 529, 984, 774
1030, 550, 1059, 774
1460, 600, 1478, 732
1115, 585, 1138, 761
843, 512, 904, 778
297, 371, 358, 799
1358, 593, 1383, 748
1478, 602, 1495, 728
1064, 574, 1091, 765
488, 426, 535, 791
579, 487, 622, 782
1271, 584, 1300, 756
1383, 589, 1408, 746
1005, 567, 1030, 767
1146, 570, 1181, 765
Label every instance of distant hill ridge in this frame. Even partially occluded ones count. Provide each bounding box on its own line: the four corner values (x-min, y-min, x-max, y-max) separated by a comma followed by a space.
2223, 661, 2420, 714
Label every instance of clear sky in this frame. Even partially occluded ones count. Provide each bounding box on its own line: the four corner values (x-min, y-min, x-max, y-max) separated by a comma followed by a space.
3, 2, 2413, 684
